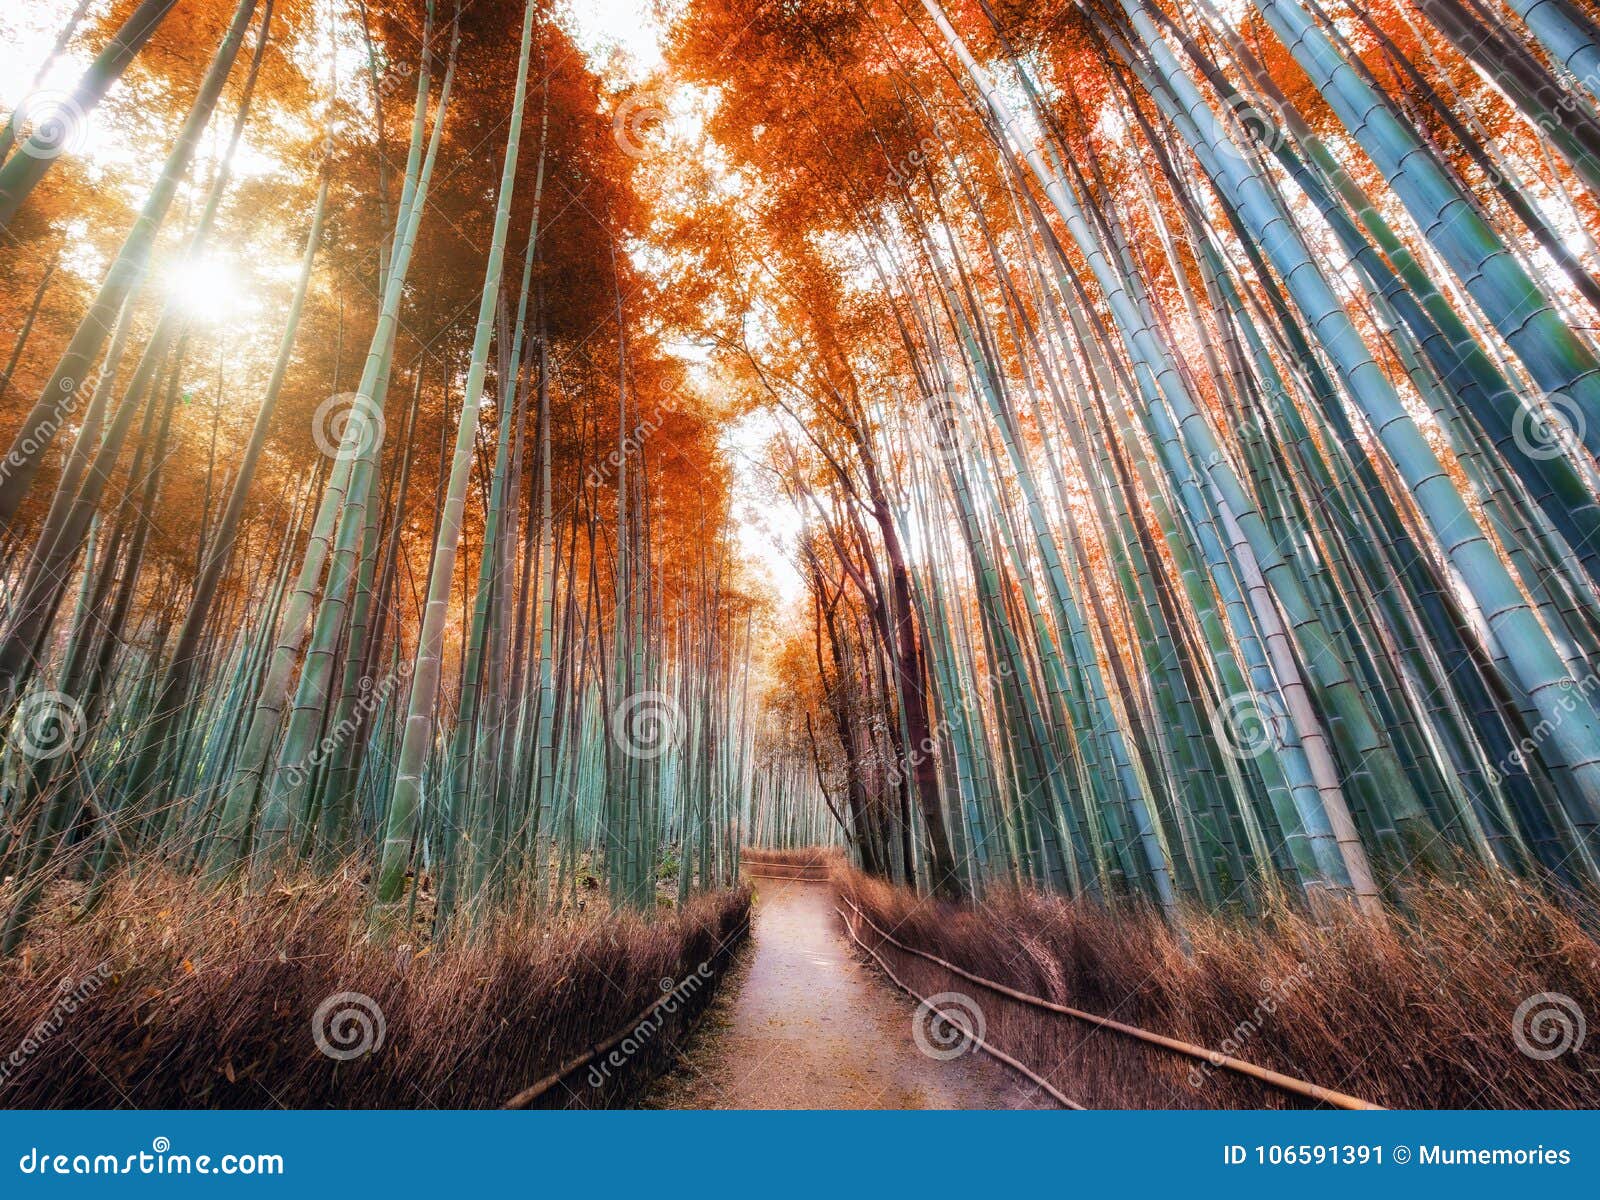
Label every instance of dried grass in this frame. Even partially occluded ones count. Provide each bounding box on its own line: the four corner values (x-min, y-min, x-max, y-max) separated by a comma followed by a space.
839, 867, 1600, 1109
0, 867, 750, 1109
741, 846, 843, 868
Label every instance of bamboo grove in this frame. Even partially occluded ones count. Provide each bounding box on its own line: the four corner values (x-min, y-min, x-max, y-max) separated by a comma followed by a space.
666, 0, 1600, 915
0, 0, 754, 949
6, 0, 1600, 944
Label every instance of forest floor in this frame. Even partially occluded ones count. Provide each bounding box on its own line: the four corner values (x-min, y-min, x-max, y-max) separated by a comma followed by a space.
644, 877, 1040, 1109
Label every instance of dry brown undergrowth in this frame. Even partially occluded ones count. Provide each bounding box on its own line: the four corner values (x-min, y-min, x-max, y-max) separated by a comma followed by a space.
0, 868, 750, 1108
840, 867, 1600, 1109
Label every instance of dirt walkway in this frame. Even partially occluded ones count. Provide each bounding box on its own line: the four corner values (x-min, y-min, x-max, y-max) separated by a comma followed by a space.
646, 877, 1037, 1109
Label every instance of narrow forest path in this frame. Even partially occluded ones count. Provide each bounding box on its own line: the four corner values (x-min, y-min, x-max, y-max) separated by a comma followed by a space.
646, 878, 1037, 1109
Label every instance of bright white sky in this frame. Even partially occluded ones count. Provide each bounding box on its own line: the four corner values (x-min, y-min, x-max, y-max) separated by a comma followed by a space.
569, 1, 806, 610
566, 0, 666, 76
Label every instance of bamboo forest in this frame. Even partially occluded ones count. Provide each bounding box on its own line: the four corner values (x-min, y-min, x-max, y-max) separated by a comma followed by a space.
1, 0, 1600, 1119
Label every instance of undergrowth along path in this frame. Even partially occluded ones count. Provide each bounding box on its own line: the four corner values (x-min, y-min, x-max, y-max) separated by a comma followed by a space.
647, 878, 1038, 1109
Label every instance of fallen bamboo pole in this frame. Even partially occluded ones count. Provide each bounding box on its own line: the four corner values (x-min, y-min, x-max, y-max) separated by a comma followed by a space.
840, 896, 1382, 1111
837, 905, 1081, 1109
503, 917, 750, 1109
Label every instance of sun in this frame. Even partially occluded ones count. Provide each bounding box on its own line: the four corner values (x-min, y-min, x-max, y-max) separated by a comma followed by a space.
165, 255, 257, 324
